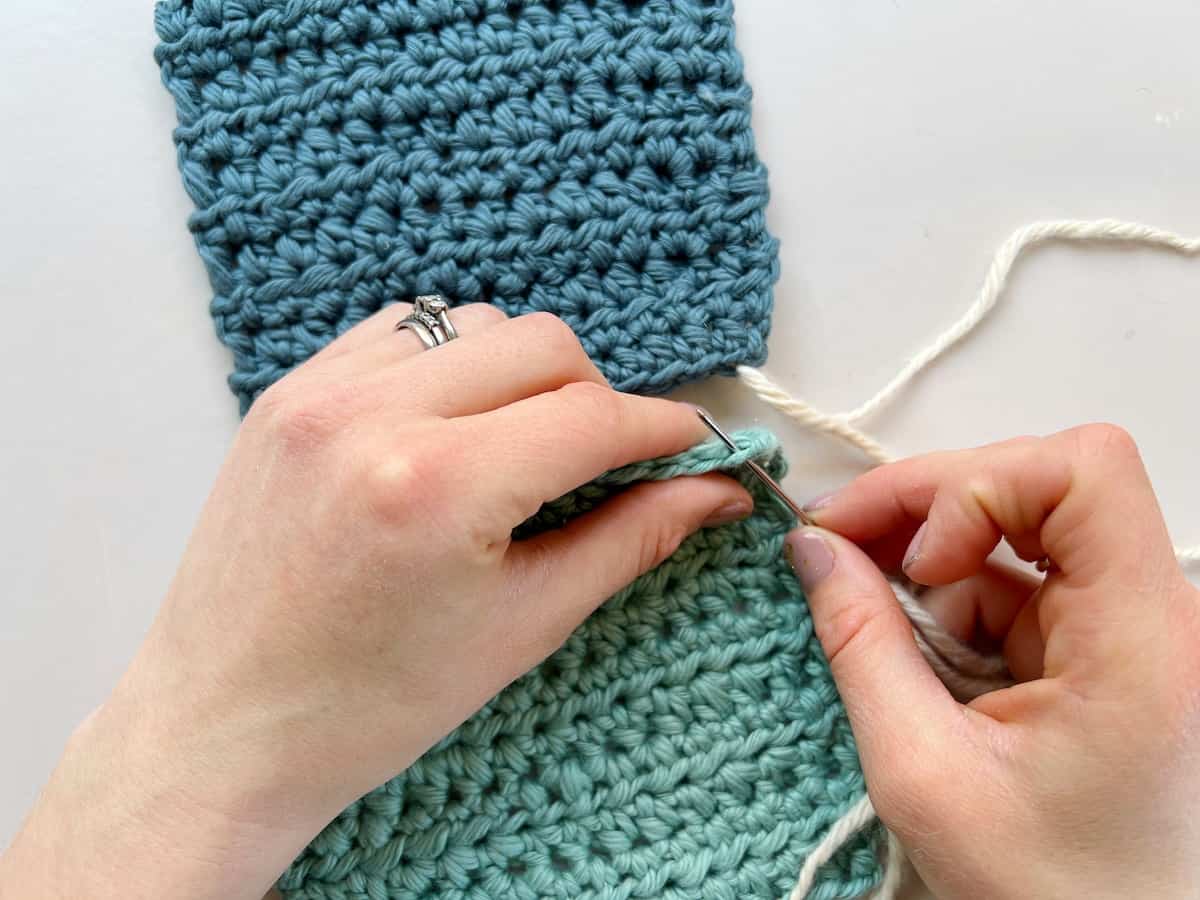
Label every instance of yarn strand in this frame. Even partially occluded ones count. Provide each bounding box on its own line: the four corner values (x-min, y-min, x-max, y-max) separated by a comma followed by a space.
844, 219, 1200, 424
735, 366, 895, 464
767, 218, 1200, 900
787, 794, 878, 900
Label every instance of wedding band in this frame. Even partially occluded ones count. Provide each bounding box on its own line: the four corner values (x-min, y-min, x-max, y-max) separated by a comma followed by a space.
395, 316, 439, 349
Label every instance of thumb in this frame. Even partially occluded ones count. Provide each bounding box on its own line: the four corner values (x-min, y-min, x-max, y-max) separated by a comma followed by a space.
506, 473, 753, 651
784, 527, 962, 791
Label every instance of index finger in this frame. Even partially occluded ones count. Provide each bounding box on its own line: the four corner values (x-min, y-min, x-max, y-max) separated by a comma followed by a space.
454, 383, 711, 524
808, 425, 1180, 591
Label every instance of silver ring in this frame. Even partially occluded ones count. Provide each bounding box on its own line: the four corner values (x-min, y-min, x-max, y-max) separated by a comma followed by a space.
395, 294, 458, 348
395, 317, 439, 349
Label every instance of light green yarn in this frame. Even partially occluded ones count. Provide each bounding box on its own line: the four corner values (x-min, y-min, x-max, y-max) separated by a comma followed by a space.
280, 430, 881, 899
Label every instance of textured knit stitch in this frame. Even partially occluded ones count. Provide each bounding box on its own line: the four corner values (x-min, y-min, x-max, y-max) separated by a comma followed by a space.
154, 0, 780, 412
278, 429, 882, 900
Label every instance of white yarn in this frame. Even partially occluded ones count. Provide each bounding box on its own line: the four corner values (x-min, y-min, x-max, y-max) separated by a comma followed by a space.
892, 580, 1013, 701
773, 218, 1200, 900
1176, 544, 1200, 565
786, 219, 1200, 429
736, 366, 896, 464
877, 830, 906, 899
787, 793, 878, 900
890, 582, 1007, 680
786, 790, 909, 900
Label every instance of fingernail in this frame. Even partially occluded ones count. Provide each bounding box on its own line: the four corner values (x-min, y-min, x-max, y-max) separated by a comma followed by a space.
903, 522, 928, 572
802, 490, 839, 514
703, 499, 753, 528
784, 530, 836, 592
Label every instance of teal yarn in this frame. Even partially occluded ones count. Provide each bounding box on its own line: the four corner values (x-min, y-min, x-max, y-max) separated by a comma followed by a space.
153, 0, 780, 412
279, 430, 882, 900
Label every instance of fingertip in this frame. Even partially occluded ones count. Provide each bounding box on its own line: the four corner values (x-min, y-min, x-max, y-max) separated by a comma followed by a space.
799, 478, 888, 536
676, 401, 722, 447
801, 489, 840, 518
783, 527, 836, 594
700, 481, 755, 527
629, 397, 714, 456
637, 471, 751, 536
781, 526, 961, 775
900, 489, 1004, 586
900, 521, 928, 576
784, 525, 887, 592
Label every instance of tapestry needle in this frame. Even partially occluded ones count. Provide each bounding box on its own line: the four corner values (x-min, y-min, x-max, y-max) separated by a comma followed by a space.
695, 407, 816, 527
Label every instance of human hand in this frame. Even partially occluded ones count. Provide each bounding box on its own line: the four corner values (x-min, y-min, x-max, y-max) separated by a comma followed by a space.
1, 305, 751, 900
785, 425, 1200, 899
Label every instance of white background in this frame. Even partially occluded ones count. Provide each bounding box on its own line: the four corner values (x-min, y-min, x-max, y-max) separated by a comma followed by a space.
2, 1, 1198, 893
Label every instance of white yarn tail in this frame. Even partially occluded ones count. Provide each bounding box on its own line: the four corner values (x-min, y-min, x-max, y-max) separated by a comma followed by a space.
776, 218, 1200, 900
786, 777, 909, 900
876, 831, 906, 899
787, 794, 879, 900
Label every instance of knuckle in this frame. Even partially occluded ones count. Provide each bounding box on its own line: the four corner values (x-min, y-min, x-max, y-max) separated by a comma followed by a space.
248, 379, 294, 428
960, 471, 1025, 540
250, 379, 349, 452
558, 379, 623, 433
359, 447, 446, 527
521, 311, 585, 355
458, 302, 507, 326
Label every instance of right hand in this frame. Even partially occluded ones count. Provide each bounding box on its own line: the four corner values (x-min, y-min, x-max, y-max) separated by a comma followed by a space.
784, 425, 1200, 899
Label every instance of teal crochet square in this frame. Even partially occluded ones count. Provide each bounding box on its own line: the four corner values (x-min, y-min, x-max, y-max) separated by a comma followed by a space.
154, 0, 780, 412
278, 431, 882, 900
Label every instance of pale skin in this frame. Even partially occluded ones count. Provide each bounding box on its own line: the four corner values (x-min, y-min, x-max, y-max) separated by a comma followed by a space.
787, 426, 1200, 898
0, 306, 1196, 899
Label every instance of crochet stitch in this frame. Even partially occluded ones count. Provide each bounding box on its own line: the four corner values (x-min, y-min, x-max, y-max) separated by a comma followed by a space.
280, 429, 882, 900
154, 0, 780, 412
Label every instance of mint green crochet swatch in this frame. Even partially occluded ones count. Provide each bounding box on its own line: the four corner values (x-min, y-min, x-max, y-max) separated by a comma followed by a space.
279, 430, 882, 900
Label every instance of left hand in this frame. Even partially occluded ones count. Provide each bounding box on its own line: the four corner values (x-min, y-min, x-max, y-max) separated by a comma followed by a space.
1, 304, 752, 900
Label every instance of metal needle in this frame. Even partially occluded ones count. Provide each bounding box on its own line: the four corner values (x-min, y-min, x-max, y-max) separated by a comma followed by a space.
695, 407, 816, 526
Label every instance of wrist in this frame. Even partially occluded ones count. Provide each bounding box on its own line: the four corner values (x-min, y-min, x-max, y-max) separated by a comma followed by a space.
1, 690, 313, 900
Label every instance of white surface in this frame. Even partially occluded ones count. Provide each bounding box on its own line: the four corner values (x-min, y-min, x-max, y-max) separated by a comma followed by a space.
1, 1, 1198, 887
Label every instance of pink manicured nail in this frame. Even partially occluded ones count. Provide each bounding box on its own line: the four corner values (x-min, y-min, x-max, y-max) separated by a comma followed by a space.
802, 490, 839, 513
903, 522, 928, 572
703, 499, 753, 528
784, 530, 835, 592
